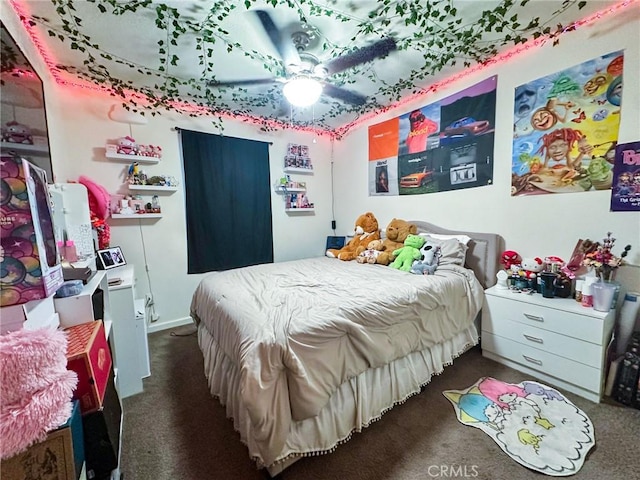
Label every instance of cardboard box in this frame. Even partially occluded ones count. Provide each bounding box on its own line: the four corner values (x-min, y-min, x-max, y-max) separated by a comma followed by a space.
63, 400, 85, 480
1, 424, 76, 480
65, 320, 112, 415
0, 155, 64, 307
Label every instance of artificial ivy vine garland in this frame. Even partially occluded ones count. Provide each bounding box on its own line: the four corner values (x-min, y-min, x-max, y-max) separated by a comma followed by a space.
21, 0, 589, 135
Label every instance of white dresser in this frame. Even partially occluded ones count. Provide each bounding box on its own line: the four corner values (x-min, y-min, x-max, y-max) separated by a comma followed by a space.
107, 266, 150, 398
481, 285, 615, 402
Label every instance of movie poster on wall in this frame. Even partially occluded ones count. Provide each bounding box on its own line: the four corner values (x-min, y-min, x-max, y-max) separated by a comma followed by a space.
610, 141, 640, 212
511, 51, 623, 196
368, 76, 497, 196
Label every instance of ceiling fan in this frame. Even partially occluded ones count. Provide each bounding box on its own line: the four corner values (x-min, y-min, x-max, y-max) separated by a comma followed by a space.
208, 10, 397, 107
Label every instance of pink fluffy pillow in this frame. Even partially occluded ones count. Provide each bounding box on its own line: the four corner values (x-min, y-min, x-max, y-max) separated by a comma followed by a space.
78, 175, 110, 220
0, 328, 78, 460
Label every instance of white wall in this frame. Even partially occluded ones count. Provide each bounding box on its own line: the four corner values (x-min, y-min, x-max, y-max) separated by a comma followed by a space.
44, 89, 336, 330
3, 2, 335, 330
334, 4, 640, 292
3, 2, 639, 330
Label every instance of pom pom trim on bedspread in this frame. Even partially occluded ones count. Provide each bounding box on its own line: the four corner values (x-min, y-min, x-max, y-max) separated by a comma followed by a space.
254, 339, 478, 470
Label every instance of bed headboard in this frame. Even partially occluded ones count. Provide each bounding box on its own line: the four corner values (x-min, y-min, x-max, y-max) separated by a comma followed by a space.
410, 221, 503, 289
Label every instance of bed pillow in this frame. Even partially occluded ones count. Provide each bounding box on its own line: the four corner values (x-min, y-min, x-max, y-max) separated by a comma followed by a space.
424, 233, 472, 246
419, 234, 468, 266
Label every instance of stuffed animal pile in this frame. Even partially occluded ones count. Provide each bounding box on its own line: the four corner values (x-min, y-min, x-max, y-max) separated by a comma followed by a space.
326, 212, 380, 261
376, 218, 418, 266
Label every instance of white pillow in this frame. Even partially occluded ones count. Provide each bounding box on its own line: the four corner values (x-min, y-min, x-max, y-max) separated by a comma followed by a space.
418, 234, 468, 266
422, 233, 472, 245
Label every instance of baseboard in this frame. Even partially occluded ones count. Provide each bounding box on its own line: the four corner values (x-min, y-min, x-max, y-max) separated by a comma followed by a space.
147, 316, 194, 334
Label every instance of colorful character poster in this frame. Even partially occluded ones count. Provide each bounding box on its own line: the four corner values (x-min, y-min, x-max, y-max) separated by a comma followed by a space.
511, 51, 623, 196
610, 141, 640, 211
368, 76, 496, 196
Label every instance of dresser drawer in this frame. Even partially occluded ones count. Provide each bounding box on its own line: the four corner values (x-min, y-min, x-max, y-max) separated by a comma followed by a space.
482, 332, 601, 394
482, 315, 602, 368
483, 294, 604, 344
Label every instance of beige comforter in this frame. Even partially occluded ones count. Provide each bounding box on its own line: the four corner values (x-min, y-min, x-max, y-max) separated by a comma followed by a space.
191, 257, 484, 464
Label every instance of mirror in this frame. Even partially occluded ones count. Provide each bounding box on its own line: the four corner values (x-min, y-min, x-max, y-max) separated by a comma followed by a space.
1, 21, 54, 182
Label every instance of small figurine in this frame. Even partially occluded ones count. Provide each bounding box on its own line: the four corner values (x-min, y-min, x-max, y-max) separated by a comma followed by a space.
117, 135, 138, 155
2, 121, 33, 144
151, 195, 161, 213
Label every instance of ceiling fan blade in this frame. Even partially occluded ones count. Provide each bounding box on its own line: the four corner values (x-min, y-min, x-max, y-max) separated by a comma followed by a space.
322, 83, 367, 106
208, 78, 277, 87
323, 37, 397, 76
254, 10, 301, 68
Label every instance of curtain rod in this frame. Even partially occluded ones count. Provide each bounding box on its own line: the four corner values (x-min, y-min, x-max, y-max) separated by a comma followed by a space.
173, 126, 273, 145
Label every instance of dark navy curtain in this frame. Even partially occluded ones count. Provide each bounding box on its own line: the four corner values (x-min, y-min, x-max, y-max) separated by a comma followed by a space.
180, 129, 273, 273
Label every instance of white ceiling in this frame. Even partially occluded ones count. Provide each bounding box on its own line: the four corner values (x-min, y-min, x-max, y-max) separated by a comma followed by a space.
7, 0, 626, 135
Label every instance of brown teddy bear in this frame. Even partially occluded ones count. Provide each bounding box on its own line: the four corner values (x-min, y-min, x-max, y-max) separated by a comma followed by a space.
326, 212, 380, 261
376, 218, 418, 266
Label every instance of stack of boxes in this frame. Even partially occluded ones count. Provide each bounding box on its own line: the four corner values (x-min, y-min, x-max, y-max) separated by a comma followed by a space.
1, 158, 122, 479
66, 320, 121, 480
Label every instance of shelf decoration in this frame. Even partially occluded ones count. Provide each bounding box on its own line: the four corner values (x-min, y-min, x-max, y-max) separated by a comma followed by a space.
275, 175, 306, 194
105, 135, 162, 163
285, 192, 313, 210
110, 193, 162, 216
284, 143, 312, 171
126, 162, 177, 189
105, 136, 162, 160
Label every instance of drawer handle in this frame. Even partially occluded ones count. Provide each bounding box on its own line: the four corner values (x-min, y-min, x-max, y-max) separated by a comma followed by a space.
524, 313, 544, 322
523, 334, 543, 344
523, 355, 543, 366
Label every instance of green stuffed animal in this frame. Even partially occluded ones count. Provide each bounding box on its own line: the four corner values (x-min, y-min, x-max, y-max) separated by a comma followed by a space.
390, 234, 426, 271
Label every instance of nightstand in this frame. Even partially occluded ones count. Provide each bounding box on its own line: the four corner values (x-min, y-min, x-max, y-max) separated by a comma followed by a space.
481, 285, 615, 402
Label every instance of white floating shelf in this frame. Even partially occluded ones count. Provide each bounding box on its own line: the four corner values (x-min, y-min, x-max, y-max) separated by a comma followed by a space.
274, 187, 306, 193
1, 142, 50, 156
285, 208, 315, 213
110, 213, 163, 219
104, 148, 160, 164
283, 167, 313, 174
129, 185, 178, 192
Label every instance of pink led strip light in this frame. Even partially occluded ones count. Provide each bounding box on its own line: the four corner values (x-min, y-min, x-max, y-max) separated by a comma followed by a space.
9, 0, 637, 138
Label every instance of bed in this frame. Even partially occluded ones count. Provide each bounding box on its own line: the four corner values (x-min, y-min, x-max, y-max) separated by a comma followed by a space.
190, 221, 501, 476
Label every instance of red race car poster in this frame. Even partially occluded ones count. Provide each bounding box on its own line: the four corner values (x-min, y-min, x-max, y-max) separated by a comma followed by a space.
368, 76, 497, 196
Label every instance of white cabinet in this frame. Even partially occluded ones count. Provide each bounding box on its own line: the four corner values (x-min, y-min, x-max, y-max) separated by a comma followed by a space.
107, 266, 150, 398
54, 271, 110, 329
481, 286, 615, 403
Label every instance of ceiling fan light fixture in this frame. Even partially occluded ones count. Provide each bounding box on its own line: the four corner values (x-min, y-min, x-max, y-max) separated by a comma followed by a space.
283, 77, 322, 107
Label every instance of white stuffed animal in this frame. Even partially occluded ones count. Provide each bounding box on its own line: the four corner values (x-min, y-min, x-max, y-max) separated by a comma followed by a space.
410, 241, 441, 275
521, 257, 545, 280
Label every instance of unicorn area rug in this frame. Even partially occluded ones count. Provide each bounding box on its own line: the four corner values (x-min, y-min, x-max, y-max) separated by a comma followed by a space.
443, 377, 595, 476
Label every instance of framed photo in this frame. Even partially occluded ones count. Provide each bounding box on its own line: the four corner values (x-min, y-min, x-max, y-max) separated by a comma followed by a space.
96, 246, 126, 270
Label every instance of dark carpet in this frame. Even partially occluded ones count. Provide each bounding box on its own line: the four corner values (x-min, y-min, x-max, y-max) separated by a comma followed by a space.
121, 326, 640, 480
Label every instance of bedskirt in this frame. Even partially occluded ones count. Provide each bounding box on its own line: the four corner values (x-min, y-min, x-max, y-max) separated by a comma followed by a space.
197, 321, 479, 474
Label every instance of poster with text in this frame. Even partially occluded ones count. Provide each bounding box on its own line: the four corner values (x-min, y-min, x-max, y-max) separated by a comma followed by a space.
511, 51, 623, 196
610, 141, 640, 212
368, 76, 496, 196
